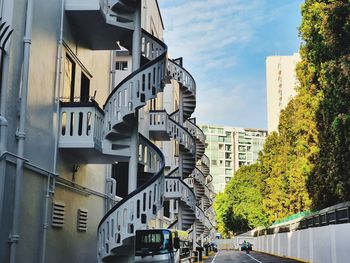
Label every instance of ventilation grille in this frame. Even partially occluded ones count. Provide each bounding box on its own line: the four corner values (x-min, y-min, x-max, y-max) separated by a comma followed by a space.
77, 208, 88, 232
52, 202, 65, 228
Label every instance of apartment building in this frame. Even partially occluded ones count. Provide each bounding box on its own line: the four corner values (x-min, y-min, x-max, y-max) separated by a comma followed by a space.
0, 1, 215, 263
266, 53, 300, 132
200, 125, 267, 193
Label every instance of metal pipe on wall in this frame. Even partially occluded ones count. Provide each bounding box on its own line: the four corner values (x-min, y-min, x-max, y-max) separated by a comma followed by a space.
0, 0, 15, 227
0, 116, 8, 224
52, 0, 64, 174
41, 0, 65, 262
9, 0, 34, 262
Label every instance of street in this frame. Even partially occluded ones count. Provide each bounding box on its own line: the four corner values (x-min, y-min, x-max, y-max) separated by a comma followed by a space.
205, 250, 303, 263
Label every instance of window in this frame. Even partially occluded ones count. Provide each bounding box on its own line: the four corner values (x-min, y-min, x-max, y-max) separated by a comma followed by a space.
211, 160, 217, 166
115, 61, 128, 71
225, 177, 231, 183
63, 55, 75, 102
225, 161, 231, 167
80, 72, 90, 103
62, 54, 91, 103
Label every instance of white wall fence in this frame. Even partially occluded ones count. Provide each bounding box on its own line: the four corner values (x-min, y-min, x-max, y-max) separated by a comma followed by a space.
254, 223, 350, 263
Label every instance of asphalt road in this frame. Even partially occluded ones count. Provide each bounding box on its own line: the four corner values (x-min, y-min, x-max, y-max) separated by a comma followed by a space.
205, 250, 303, 263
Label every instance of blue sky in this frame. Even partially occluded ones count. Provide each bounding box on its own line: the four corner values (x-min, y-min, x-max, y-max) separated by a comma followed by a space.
158, 0, 304, 129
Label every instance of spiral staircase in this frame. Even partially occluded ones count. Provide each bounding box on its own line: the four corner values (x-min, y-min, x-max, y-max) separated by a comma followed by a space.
62, 0, 216, 262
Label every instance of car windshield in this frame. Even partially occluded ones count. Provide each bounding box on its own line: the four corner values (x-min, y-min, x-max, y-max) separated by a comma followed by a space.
135, 230, 172, 255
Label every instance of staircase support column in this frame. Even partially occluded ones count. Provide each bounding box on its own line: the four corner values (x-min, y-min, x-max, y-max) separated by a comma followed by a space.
192, 222, 197, 251
178, 203, 182, 230
128, 3, 141, 194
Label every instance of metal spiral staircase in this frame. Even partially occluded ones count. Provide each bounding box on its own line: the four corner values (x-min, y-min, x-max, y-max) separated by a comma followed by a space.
62, 0, 216, 261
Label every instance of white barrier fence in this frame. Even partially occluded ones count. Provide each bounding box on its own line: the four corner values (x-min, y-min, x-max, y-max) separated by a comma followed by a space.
233, 223, 350, 263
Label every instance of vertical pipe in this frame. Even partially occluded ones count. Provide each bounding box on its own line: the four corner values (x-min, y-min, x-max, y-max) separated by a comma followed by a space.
128, 4, 141, 194
40, 174, 51, 263
40, 1, 64, 262
9, 0, 34, 262
52, 0, 64, 175
0, 116, 8, 224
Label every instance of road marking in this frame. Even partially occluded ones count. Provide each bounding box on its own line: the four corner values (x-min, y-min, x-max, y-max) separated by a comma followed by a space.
247, 253, 263, 263
210, 251, 219, 263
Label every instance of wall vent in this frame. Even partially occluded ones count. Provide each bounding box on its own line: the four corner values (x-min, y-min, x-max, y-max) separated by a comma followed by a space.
77, 208, 88, 231
52, 202, 65, 228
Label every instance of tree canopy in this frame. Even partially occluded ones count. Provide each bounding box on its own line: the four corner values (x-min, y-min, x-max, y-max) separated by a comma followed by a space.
213, 0, 350, 234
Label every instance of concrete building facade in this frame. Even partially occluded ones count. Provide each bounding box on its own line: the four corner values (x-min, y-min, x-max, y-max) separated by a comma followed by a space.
0, 1, 215, 263
200, 125, 267, 193
266, 53, 300, 132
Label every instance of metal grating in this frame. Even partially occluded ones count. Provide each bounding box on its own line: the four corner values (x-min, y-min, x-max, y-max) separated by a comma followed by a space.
52, 202, 65, 228
77, 208, 88, 231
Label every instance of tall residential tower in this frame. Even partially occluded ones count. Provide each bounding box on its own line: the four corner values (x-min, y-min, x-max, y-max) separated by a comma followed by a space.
200, 125, 267, 193
266, 53, 300, 132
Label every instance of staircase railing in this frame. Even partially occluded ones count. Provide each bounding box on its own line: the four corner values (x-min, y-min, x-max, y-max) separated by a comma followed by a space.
97, 135, 165, 260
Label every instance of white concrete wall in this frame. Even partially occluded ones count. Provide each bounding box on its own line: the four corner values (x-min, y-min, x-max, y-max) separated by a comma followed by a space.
253, 224, 350, 263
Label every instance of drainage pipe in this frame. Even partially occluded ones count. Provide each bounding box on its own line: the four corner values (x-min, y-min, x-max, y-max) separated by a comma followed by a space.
9, 0, 34, 262
41, 0, 65, 262
0, 3, 14, 225
0, 116, 8, 224
52, 0, 64, 174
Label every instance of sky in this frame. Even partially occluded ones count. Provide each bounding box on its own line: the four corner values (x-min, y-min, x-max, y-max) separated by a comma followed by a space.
158, 0, 304, 129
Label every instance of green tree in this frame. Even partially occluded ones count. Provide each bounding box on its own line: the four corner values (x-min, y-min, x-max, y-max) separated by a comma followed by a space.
225, 164, 268, 230
299, 0, 350, 208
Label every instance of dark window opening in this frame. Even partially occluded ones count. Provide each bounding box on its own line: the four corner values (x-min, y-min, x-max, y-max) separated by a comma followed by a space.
80, 72, 90, 102
63, 55, 75, 102
115, 61, 128, 71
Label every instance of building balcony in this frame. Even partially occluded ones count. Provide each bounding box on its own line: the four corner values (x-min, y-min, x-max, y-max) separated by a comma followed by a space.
164, 177, 196, 212
149, 110, 169, 140
149, 110, 195, 156
59, 102, 104, 162
58, 101, 131, 163
65, 0, 135, 50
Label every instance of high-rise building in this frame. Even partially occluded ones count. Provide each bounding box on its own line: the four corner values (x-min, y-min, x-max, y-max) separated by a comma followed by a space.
266, 53, 300, 132
0, 1, 215, 262
200, 125, 267, 193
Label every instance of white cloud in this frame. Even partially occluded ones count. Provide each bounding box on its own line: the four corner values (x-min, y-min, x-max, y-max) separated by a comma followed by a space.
158, 0, 293, 128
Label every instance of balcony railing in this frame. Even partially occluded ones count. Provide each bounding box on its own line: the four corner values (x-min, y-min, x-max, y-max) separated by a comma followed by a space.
191, 168, 205, 186
59, 102, 104, 150
164, 177, 196, 212
183, 119, 205, 145
167, 59, 196, 95
149, 110, 195, 155
196, 206, 212, 231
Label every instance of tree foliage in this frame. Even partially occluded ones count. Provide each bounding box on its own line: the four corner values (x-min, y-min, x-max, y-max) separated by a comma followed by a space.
213, 0, 350, 234
299, 0, 350, 208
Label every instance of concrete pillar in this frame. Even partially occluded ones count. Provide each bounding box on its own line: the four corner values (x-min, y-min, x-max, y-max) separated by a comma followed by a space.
177, 203, 182, 230
192, 223, 197, 250
128, 3, 141, 194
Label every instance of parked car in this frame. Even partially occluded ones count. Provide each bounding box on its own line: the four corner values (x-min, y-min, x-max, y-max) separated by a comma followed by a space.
240, 241, 252, 252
